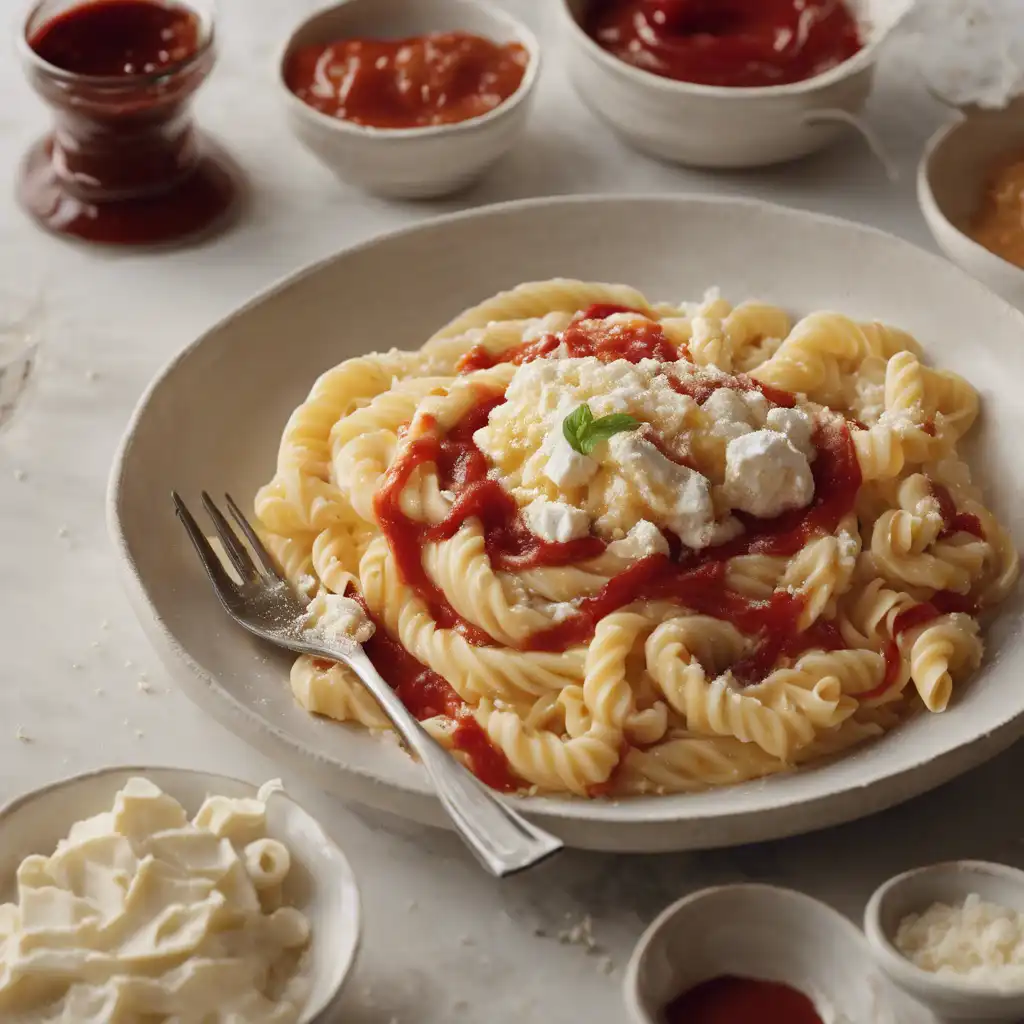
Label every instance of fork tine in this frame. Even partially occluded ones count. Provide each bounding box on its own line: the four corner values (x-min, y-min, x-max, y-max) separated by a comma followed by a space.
224, 493, 286, 581
201, 492, 259, 582
172, 492, 241, 599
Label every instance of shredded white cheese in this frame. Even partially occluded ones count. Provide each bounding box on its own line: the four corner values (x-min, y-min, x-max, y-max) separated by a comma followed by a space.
895, 894, 1024, 988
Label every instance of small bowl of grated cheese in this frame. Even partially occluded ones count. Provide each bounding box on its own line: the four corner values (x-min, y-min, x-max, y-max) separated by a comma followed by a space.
865, 860, 1024, 1021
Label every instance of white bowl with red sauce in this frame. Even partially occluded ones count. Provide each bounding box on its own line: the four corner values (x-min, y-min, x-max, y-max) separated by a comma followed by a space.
277, 0, 540, 199
624, 884, 933, 1024
919, 99, 1024, 310
557, 0, 914, 169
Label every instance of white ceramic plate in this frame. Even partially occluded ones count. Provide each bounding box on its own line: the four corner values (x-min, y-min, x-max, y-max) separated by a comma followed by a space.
108, 195, 1024, 853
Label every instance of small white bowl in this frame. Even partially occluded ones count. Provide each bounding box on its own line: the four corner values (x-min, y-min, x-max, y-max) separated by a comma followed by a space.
0, 767, 361, 1024
919, 98, 1024, 308
624, 884, 928, 1023
865, 860, 1024, 1021
557, 0, 913, 169
278, 0, 540, 199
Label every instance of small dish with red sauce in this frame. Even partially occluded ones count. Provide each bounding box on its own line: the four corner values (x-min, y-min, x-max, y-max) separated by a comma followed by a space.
558, 0, 915, 168
278, 0, 540, 199
624, 884, 931, 1024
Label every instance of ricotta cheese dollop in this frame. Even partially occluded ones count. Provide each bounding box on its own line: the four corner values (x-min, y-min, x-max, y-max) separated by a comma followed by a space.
724, 429, 815, 518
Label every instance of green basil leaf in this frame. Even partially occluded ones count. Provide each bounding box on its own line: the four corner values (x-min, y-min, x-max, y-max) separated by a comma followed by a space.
562, 404, 593, 454
579, 413, 641, 455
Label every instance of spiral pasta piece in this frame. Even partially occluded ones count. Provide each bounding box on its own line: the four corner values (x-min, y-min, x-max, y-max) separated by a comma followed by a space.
904, 614, 982, 712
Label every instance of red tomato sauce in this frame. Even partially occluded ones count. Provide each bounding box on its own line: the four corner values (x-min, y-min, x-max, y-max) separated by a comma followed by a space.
931, 481, 985, 540
861, 591, 980, 702
457, 304, 680, 373
316, 619, 520, 793
284, 32, 529, 129
29, 0, 200, 77
585, 0, 863, 89
664, 976, 824, 1024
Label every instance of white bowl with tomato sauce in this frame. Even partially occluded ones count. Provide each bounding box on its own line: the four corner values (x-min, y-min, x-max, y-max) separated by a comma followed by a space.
278, 0, 540, 199
624, 884, 933, 1024
557, 0, 914, 169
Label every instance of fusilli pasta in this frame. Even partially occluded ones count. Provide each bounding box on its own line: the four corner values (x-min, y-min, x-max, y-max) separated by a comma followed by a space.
255, 280, 1017, 796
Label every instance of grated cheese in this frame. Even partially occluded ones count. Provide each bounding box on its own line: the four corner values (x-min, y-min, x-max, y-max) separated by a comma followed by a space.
894, 894, 1024, 988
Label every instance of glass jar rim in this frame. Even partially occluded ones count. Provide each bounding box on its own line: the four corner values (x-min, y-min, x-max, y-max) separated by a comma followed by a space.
18, 0, 216, 88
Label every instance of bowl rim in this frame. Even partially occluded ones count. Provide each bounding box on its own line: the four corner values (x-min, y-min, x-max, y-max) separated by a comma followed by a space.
917, 113, 1024, 281
556, 0, 883, 99
275, 0, 541, 140
623, 883, 868, 1022
864, 859, 1024, 1001
0, 764, 362, 1024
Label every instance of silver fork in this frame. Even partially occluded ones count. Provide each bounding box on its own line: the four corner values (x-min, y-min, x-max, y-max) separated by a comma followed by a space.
172, 491, 564, 878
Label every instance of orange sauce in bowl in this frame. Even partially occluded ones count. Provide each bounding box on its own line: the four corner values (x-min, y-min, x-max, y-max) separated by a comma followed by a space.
970, 154, 1024, 269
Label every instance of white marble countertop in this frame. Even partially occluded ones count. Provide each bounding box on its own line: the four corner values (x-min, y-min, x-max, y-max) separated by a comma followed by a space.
2, 3, 1024, 1021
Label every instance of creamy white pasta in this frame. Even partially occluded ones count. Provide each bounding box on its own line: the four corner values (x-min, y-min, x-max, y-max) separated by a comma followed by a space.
0, 778, 310, 1022
255, 280, 1018, 797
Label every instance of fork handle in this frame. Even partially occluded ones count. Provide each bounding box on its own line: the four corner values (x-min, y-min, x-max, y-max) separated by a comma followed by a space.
342, 649, 563, 877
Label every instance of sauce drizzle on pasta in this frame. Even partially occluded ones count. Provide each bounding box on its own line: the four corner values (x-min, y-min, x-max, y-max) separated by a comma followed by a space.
932, 482, 985, 540
457, 305, 678, 372
375, 360, 863, 679
317, 626, 521, 791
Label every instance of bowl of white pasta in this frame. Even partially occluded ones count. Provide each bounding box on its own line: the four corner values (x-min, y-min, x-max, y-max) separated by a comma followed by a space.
110, 194, 1024, 853
0, 767, 361, 1022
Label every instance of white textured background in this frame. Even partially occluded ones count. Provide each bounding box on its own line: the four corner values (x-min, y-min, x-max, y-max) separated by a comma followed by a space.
1, 2, 1023, 1020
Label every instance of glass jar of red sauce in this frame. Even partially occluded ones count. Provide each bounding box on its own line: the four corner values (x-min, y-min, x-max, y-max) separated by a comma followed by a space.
18, 0, 240, 247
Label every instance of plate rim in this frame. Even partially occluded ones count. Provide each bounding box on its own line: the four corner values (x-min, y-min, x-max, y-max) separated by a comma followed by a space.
106, 192, 1024, 846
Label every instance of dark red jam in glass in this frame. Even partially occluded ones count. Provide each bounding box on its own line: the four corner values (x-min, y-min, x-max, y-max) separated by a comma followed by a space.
19, 0, 240, 246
